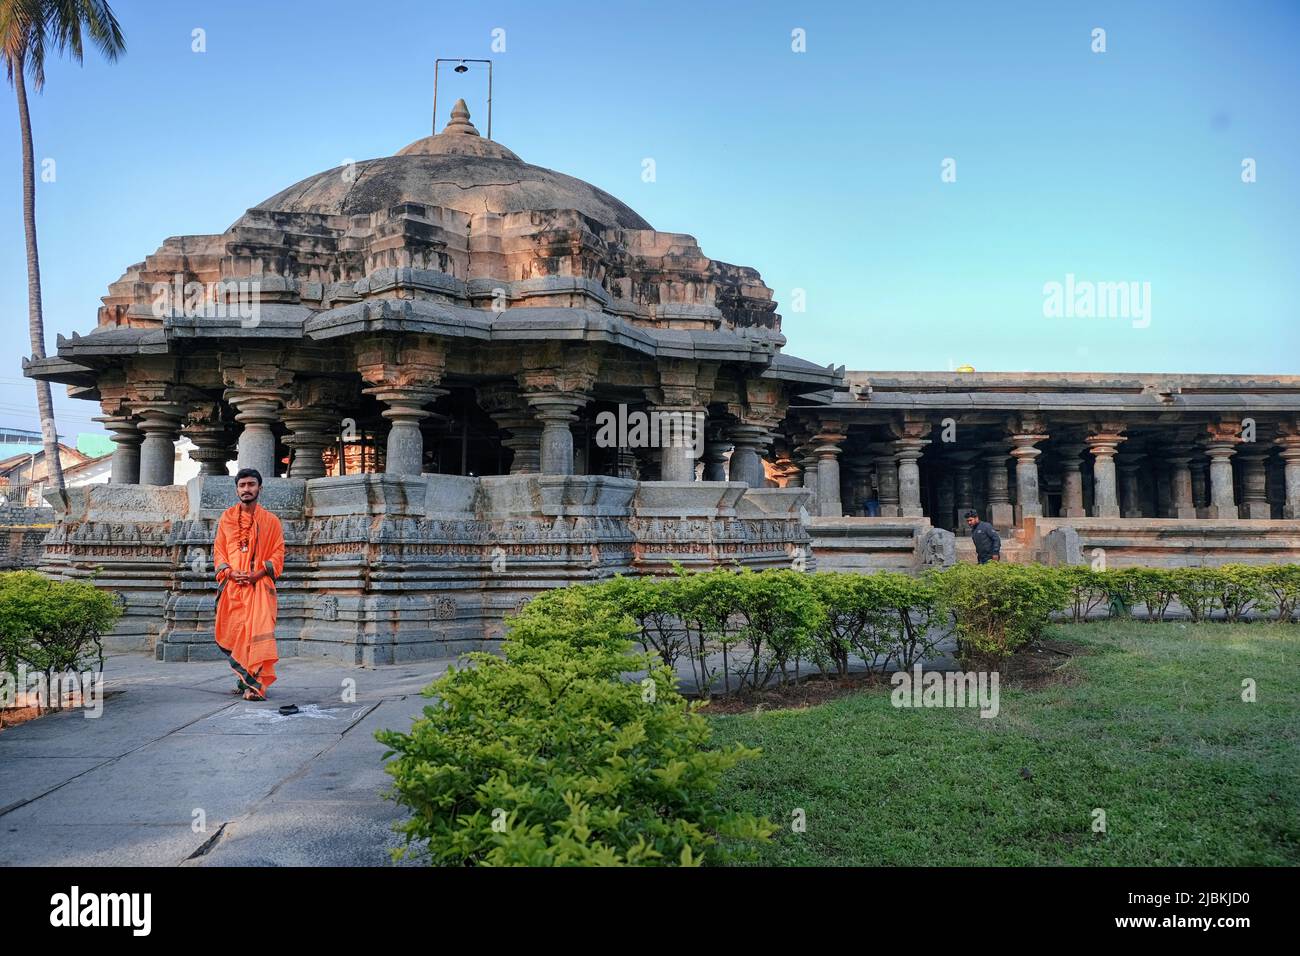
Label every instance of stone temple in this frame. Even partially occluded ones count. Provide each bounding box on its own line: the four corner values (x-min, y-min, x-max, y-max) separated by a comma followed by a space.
25, 100, 1300, 663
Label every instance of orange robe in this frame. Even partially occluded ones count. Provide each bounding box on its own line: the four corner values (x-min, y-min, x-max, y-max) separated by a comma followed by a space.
213, 502, 285, 697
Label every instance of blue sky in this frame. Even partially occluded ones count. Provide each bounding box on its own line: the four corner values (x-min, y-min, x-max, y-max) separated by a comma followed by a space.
2, 0, 1298, 437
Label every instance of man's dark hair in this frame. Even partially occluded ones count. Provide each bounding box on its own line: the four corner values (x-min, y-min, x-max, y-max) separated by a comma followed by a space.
964, 509, 979, 520
235, 468, 263, 486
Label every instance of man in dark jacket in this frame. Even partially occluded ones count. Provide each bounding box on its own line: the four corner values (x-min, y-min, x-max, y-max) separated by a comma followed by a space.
964, 509, 1001, 563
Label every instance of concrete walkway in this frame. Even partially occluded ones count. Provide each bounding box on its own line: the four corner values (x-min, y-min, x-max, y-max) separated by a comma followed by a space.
0, 652, 458, 867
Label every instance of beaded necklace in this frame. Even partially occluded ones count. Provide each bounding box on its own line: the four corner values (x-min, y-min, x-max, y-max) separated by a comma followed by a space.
237, 504, 253, 555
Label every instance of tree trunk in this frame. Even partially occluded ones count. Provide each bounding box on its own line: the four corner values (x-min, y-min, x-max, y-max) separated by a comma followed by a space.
15, 60, 67, 507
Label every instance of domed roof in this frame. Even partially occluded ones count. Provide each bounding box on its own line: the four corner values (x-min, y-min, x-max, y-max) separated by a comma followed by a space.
240, 100, 651, 230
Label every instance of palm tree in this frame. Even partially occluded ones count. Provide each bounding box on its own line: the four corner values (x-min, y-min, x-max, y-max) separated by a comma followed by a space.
2, 0, 124, 505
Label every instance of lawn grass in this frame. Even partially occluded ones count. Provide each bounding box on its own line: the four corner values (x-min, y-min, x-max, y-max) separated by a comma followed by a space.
708, 621, 1300, 865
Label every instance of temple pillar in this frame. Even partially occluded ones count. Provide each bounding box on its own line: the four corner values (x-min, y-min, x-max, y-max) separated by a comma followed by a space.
97, 415, 142, 485
1057, 442, 1088, 518
280, 411, 337, 480
1117, 452, 1144, 517
652, 405, 705, 483
1191, 460, 1210, 518
135, 404, 184, 486
358, 340, 449, 477
1237, 449, 1272, 519
522, 393, 587, 476
981, 443, 1014, 528
893, 440, 928, 517
812, 426, 847, 516
727, 423, 770, 488
1166, 445, 1197, 519
1085, 425, 1126, 518
702, 425, 732, 482
1203, 423, 1241, 518
223, 388, 287, 477
799, 446, 820, 514
183, 402, 236, 477
478, 383, 544, 475
1009, 425, 1048, 522
935, 469, 956, 530
873, 451, 898, 517
1276, 425, 1300, 519
950, 452, 976, 530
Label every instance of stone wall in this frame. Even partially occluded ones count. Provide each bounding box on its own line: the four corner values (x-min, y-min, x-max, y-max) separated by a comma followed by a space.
39, 475, 812, 663
1033, 517, 1300, 567
807, 517, 940, 572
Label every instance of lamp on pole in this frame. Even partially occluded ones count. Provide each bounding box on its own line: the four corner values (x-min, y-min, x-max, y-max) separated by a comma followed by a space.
433, 58, 493, 138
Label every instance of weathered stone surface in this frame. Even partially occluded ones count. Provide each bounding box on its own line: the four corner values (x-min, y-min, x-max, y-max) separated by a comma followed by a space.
919, 527, 957, 568
1043, 526, 1085, 566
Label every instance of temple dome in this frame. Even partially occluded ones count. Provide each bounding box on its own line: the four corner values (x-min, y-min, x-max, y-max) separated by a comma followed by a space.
240, 100, 652, 230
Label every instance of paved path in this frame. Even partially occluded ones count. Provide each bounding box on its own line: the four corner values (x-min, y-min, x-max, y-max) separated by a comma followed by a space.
0, 652, 457, 867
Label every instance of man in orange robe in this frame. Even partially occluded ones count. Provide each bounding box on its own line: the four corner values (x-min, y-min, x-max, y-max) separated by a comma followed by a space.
213, 468, 284, 700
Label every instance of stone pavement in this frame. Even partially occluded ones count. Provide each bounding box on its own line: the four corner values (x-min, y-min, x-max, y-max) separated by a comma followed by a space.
0, 651, 458, 867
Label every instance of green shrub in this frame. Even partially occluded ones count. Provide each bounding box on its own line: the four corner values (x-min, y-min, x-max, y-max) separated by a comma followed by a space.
808, 572, 888, 676
934, 563, 1069, 665
1260, 564, 1300, 622
1213, 564, 1274, 623
1058, 565, 1108, 622
1168, 567, 1223, 623
0, 571, 121, 711
376, 589, 774, 866
728, 569, 825, 692
1105, 567, 1177, 622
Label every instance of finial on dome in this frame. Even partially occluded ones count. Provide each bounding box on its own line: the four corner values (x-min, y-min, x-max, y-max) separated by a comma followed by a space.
442, 98, 480, 137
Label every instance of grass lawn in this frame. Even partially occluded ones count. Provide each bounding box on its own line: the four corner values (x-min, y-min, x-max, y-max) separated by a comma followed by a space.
709, 621, 1300, 865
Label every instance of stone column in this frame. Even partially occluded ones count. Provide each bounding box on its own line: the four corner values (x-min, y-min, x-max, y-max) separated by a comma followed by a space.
224, 388, 287, 477
1117, 452, 1144, 517
1203, 424, 1241, 518
183, 403, 236, 477
1166, 445, 1197, 519
727, 423, 771, 488
811, 429, 847, 517
1153, 462, 1173, 518
135, 404, 184, 486
280, 411, 338, 480
1191, 459, 1210, 517
1237, 449, 1272, 519
1009, 431, 1048, 522
893, 439, 928, 518
837, 455, 866, 514
981, 443, 1014, 528
477, 384, 543, 476
1276, 426, 1300, 519
653, 406, 705, 483
96, 415, 142, 485
1085, 426, 1126, 518
949, 455, 972, 527
1057, 442, 1088, 518
522, 393, 588, 476
935, 470, 956, 531
798, 446, 820, 514
873, 451, 899, 517
702, 425, 732, 482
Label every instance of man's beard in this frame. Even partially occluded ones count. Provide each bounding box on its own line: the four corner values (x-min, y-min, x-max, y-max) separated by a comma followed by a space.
239, 489, 260, 504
